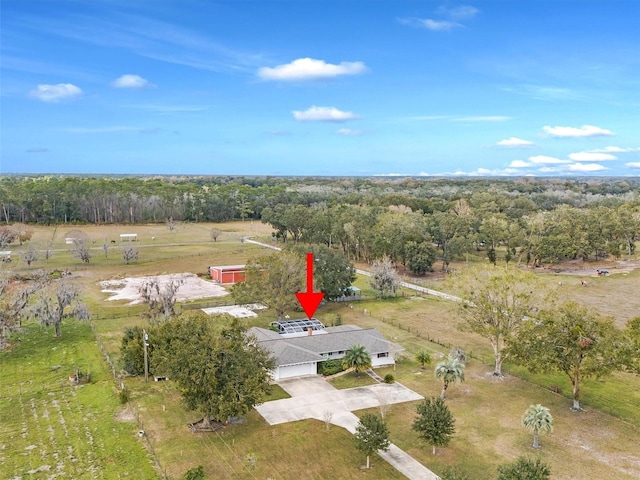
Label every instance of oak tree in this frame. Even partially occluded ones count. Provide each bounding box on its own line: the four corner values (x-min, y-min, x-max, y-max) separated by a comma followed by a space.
153, 313, 275, 427
508, 302, 621, 411
454, 266, 544, 376
231, 252, 305, 320
354, 413, 390, 469
412, 397, 455, 455
370, 255, 400, 298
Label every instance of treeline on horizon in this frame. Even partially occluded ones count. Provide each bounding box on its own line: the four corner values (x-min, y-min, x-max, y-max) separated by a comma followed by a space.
1, 175, 638, 225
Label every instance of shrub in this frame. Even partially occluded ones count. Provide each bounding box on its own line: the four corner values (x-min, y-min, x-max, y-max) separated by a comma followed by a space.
119, 389, 130, 405
439, 465, 472, 480
120, 326, 146, 376
497, 457, 550, 480
183, 465, 205, 480
319, 359, 344, 376
383, 373, 395, 384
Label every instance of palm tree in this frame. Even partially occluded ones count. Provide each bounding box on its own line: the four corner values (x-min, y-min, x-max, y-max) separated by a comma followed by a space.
434, 355, 465, 399
522, 404, 553, 449
416, 349, 432, 369
342, 344, 372, 375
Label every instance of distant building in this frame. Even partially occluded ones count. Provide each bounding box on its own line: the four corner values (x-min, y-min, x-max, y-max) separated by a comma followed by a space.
248, 319, 403, 381
333, 286, 362, 302
119, 233, 138, 242
208, 264, 246, 284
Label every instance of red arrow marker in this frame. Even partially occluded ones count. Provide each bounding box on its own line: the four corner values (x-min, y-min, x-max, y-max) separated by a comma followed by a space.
295, 253, 325, 319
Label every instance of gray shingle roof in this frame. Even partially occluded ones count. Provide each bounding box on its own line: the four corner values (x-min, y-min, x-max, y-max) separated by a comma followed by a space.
248, 325, 403, 367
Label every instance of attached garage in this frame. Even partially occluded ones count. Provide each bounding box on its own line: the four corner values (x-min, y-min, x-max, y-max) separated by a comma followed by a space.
275, 363, 317, 381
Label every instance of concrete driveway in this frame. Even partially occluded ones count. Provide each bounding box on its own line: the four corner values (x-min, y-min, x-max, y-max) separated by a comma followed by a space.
258, 377, 423, 427
255, 375, 440, 480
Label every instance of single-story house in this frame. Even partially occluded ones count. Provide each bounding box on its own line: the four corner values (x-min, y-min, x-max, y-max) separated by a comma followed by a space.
248, 319, 403, 381
208, 264, 246, 284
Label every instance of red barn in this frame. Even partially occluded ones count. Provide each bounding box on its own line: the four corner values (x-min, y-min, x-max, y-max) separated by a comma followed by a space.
208, 265, 246, 284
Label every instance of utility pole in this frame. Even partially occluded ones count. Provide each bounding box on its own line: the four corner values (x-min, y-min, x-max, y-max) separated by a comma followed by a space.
143, 329, 149, 383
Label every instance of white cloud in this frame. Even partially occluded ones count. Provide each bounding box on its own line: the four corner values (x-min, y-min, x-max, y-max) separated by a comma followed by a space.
258, 58, 367, 81
399, 5, 477, 31
448, 167, 521, 177
590, 146, 639, 153
111, 74, 152, 89
29, 83, 82, 102
509, 160, 532, 168
292, 106, 357, 122
437, 5, 479, 20
567, 163, 608, 172
398, 17, 462, 31
538, 162, 608, 173
497, 137, 534, 147
337, 128, 363, 136
568, 152, 616, 162
626, 162, 640, 169
537, 166, 563, 173
506, 84, 581, 102
421, 19, 462, 31
543, 125, 614, 138
375, 173, 414, 177
528, 155, 570, 165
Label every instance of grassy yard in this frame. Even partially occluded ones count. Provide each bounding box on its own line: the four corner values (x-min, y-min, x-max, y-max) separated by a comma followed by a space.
0, 321, 158, 479
328, 371, 378, 389
348, 344, 640, 480
126, 378, 404, 479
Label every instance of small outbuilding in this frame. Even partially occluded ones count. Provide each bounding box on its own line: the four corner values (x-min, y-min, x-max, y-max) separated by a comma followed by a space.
208, 264, 246, 284
120, 233, 138, 242
334, 286, 362, 302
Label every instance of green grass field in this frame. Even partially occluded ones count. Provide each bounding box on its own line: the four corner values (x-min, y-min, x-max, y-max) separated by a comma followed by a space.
2, 222, 639, 479
0, 321, 158, 479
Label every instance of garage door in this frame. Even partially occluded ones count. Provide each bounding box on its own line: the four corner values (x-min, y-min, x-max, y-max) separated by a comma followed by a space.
277, 363, 317, 380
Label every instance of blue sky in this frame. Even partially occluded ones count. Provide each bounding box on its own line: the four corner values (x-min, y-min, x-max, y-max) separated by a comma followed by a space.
1, 0, 639, 176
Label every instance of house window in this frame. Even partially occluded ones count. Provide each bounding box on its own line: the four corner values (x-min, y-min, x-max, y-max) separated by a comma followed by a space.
377, 352, 389, 358
338, 351, 344, 355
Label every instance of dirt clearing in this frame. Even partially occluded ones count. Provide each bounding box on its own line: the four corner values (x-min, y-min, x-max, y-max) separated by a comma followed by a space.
201, 304, 267, 318
99, 273, 229, 304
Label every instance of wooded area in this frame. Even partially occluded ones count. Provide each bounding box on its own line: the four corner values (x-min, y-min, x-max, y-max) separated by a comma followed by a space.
2, 175, 639, 270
